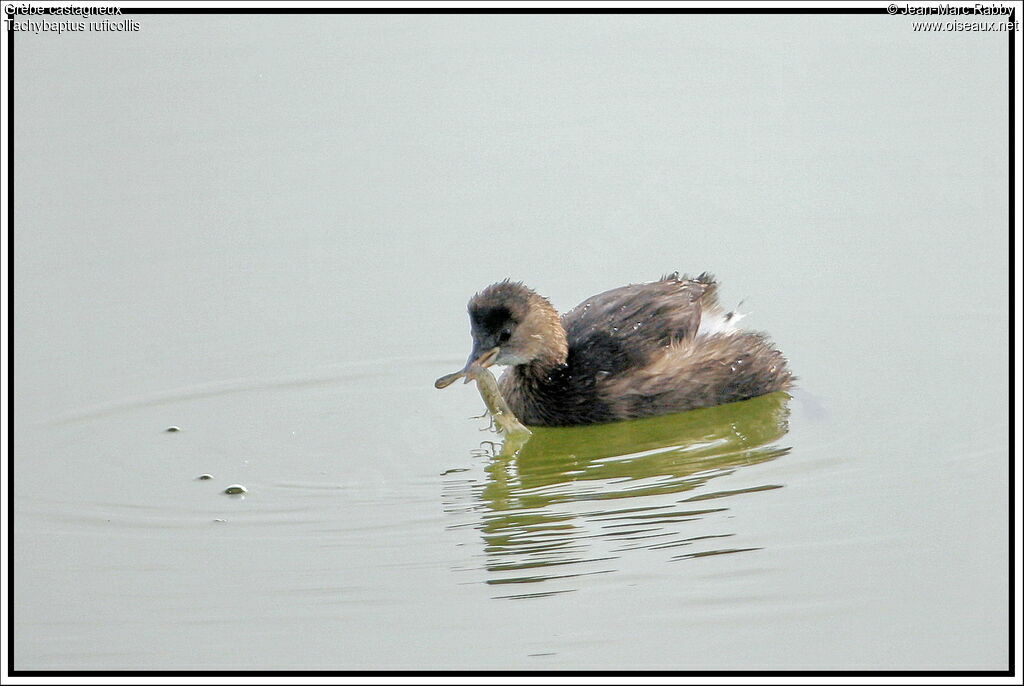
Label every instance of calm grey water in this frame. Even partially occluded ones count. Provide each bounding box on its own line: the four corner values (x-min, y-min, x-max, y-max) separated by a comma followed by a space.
13, 13, 1009, 670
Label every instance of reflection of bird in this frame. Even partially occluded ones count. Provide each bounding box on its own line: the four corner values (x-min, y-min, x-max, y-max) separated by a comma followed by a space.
456, 273, 794, 426
449, 392, 793, 595
484, 390, 792, 500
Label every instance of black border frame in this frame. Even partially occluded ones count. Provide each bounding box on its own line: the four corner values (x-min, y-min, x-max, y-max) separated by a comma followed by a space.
4, 3, 1017, 678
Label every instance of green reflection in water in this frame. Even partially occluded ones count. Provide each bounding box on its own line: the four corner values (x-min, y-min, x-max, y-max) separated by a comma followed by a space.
445, 392, 792, 598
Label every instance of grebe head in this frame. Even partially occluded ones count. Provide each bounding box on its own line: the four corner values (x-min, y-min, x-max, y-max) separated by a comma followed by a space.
461, 280, 568, 375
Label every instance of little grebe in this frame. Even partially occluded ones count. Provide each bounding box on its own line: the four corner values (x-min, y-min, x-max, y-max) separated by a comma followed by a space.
450, 273, 793, 427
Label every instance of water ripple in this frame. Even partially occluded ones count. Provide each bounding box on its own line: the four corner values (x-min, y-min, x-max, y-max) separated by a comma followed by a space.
443, 392, 793, 598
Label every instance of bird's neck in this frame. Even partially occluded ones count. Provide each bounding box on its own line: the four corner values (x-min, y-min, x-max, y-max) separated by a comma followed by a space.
529, 306, 569, 373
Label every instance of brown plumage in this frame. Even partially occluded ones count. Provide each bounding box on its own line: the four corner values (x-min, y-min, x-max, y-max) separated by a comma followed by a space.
458, 273, 794, 427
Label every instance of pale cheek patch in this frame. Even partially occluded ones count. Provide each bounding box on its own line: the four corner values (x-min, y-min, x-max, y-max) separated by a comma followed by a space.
496, 352, 532, 366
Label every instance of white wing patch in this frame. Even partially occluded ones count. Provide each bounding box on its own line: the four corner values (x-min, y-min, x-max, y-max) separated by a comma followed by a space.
697, 305, 747, 337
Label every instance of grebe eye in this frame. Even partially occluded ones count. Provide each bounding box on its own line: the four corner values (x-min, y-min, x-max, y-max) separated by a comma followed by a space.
498, 328, 512, 344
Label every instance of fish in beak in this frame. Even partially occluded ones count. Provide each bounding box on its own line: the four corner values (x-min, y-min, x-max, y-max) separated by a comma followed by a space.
434, 346, 500, 389
461, 346, 499, 383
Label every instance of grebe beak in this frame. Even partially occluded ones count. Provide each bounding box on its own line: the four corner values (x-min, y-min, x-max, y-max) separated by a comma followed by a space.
433, 346, 500, 389
460, 346, 500, 384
